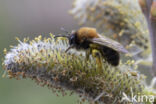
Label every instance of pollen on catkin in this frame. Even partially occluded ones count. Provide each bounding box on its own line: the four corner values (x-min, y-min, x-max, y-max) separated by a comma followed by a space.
70, 0, 150, 59
2, 34, 154, 104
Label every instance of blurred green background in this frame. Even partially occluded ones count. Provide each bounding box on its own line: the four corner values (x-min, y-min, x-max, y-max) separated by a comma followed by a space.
0, 0, 82, 104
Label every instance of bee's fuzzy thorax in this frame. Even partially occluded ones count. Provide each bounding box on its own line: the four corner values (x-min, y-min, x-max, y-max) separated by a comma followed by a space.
77, 27, 99, 42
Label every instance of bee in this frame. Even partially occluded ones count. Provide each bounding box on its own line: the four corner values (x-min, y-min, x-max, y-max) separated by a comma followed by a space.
55, 27, 128, 66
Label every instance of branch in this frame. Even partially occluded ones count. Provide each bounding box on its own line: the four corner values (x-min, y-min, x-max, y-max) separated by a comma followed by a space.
139, 0, 156, 76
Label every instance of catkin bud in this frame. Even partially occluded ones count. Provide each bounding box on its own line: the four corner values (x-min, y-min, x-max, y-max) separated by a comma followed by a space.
150, 1, 156, 21
138, 0, 147, 11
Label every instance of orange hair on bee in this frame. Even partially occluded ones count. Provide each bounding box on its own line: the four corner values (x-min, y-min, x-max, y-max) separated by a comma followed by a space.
77, 27, 99, 42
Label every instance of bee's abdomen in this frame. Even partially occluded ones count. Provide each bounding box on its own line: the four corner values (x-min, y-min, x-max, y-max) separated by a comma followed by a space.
101, 46, 120, 66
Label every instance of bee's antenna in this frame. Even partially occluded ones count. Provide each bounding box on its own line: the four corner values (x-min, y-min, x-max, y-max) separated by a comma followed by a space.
60, 27, 69, 34
54, 27, 71, 39
54, 34, 69, 38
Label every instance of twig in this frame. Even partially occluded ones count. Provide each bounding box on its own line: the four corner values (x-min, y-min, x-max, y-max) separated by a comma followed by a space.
139, 0, 156, 76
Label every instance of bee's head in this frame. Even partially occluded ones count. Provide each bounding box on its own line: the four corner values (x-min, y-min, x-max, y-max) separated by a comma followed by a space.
55, 28, 78, 52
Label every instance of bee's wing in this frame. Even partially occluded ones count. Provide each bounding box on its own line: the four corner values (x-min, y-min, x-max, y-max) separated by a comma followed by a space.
88, 35, 128, 53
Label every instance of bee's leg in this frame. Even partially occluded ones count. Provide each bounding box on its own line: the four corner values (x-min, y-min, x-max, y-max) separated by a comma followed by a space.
85, 49, 91, 62
91, 49, 102, 70
89, 44, 102, 69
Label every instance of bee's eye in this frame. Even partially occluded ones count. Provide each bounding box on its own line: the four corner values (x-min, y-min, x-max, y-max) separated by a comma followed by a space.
69, 35, 76, 45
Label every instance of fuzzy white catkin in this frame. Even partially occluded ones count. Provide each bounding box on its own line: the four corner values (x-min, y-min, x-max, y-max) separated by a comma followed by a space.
3, 35, 155, 104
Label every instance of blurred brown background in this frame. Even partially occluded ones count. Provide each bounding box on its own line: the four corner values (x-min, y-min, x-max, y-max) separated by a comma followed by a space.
0, 0, 82, 104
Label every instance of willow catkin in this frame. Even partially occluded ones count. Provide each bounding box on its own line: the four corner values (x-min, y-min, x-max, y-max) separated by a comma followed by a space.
70, 0, 150, 59
2, 34, 155, 104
